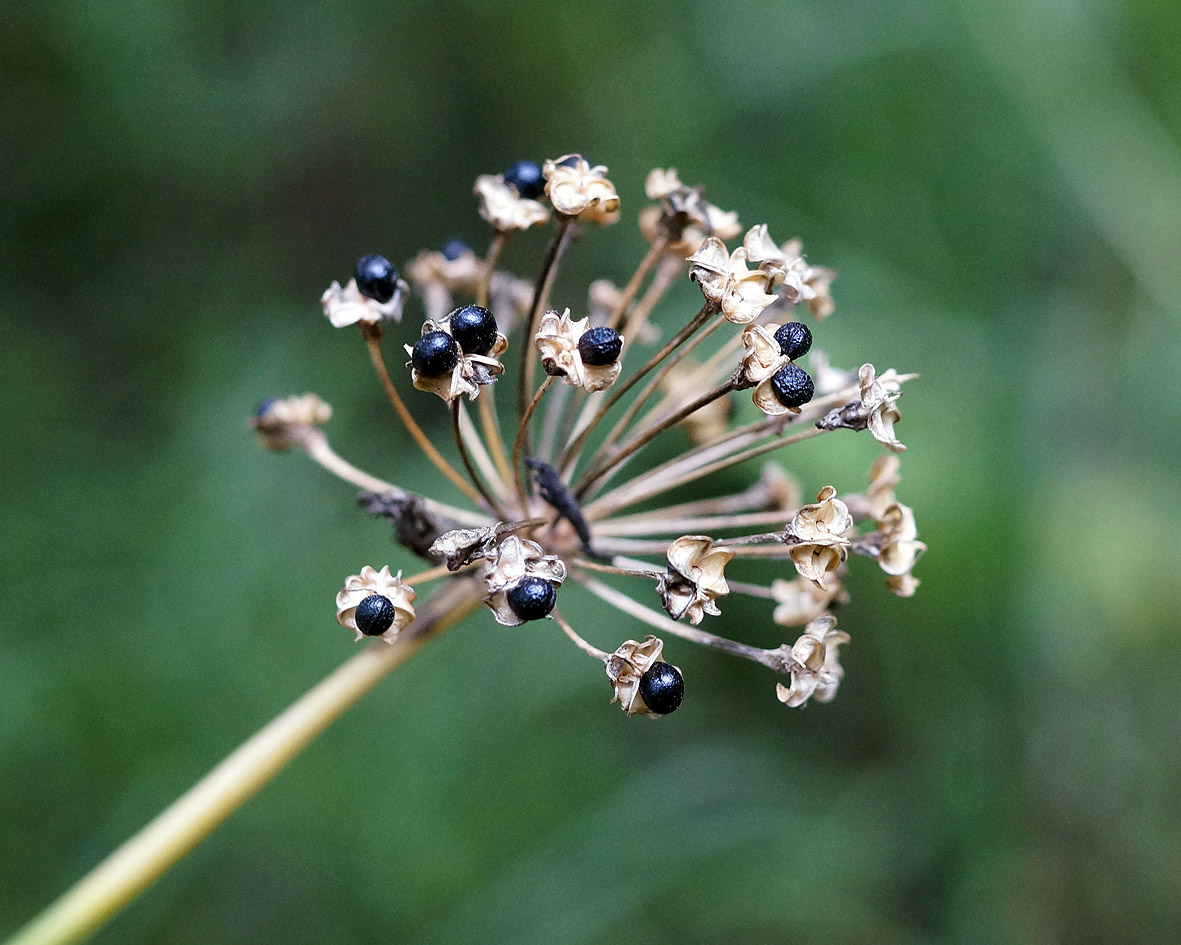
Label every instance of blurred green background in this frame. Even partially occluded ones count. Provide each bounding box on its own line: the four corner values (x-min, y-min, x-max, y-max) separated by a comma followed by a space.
3, 0, 1180, 942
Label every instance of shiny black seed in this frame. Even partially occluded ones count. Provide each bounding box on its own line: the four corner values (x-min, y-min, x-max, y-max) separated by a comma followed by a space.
412, 331, 461, 377
354, 594, 395, 636
639, 662, 684, 715
440, 239, 470, 261
577, 326, 623, 366
502, 160, 546, 200
449, 305, 499, 356
354, 254, 398, 303
770, 363, 815, 408
254, 397, 278, 417
774, 321, 812, 360
557, 154, 585, 168
505, 577, 557, 621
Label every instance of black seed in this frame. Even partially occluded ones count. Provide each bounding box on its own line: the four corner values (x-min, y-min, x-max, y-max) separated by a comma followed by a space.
440, 239, 470, 261
774, 321, 812, 360
354, 594, 395, 636
505, 577, 557, 621
254, 398, 278, 417
412, 331, 461, 377
770, 364, 814, 408
448, 305, 499, 356
639, 662, 684, 715
577, 326, 623, 366
502, 160, 546, 200
557, 154, 586, 168
354, 254, 398, 303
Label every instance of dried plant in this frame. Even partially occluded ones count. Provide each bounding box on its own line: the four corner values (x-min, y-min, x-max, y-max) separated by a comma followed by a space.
11, 154, 922, 945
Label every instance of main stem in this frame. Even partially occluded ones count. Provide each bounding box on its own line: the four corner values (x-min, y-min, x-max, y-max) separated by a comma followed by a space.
5, 578, 485, 945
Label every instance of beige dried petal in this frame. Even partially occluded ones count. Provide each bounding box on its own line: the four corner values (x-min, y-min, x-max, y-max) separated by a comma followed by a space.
605, 635, 667, 717
534, 308, 624, 392
775, 615, 849, 707
321, 277, 407, 328
751, 375, 802, 418
770, 575, 845, 627
251, 394, 332, 451
405, 247, 484, 296
787, 487, 853, 588
859, 363, 906, 452
740, 324, 790, 385
659, 536, 734, 625
404, 319, 507, 403
742, 225, 835, 314
335, 565, 417, 644
482, 535, 567, 626
688, 238, 775, 324
866, 454, 902, 522
475, 174, 550, 232
885, 572, 921, 597
645, 167, 686, 200
544, 155, 620, 224
428, 526, 499, 571
876, 503, 927, 577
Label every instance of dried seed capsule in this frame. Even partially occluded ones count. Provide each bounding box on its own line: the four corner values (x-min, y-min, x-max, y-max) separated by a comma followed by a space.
505, 576, 557, 621
449, 305, 499, 356
577, 326, 623, 366
774, 321, 812, 360
412, 331, 461, 377
638, 662, 684, 715
502, 160, 546, 200
354, 594, 396, 637
354, 254, 399, 303
770, 363, 815, 408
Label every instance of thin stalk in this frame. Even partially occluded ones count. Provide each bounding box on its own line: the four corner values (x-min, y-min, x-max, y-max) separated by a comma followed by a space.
364, 334, 486, 508
618, 252, 681, 338
518, 218, 573, 420
606, 236, 667, 330
570, 556, 662, 580
456, 400, 508, 501
552, 609, 608, 661
574, 575, 781, 669
299, 431, 491, 527
476, 232, 509, 309
4, 577, 485, 945
510, 376, 555, 502
451, 400, 507, 517
555, 303, 716, 473
585, 425, 828, 520
591, 509, 793, 537
582, 311, 728, 479
574, 376, 737, 498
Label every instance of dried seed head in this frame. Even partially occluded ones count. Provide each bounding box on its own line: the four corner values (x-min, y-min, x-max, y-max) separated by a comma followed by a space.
251, 393, 332, 451
776, 615, 849, 708
543, 154, 620, 225
335, 566, 416, 644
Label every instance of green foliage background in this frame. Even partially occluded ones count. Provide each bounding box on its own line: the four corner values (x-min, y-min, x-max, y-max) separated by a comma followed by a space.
3, 0, 1180, 942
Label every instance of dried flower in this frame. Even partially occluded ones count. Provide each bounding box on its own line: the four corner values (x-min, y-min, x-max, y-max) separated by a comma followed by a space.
786, 486, 853, 588
770, 574, 847, 627
688, 237, 777, 324
255, 155, 924, 719
251, 394, 332, 451
321, 273, 408, 329
775, 615, 849, 707
482, 535, 567, 627
534, 308, 625, 392
475, 173, 550, 232
335, 566, 417, 644
604, 635, 679, 718
405, 318, 507, 402
658, 536, 734, 624
544, 154, 620, 225
858, 363, 907, 452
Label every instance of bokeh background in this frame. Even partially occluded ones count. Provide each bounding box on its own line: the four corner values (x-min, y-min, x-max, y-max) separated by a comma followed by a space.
3, 0, 1180, 942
